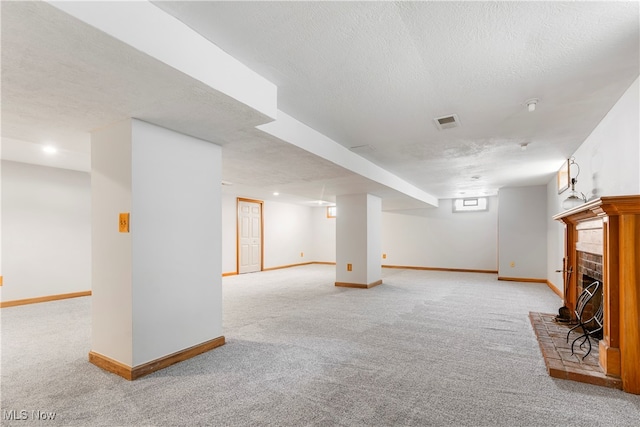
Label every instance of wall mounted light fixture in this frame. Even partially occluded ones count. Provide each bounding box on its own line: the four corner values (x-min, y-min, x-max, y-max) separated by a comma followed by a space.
562, 157, 587, 210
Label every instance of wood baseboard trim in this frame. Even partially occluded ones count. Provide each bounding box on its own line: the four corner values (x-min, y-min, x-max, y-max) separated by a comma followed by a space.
498, 276, 547, 284
0, 290, 91, 308
229, 262, 335, 276
132, 336, 226, 380
89, 336, 226, 381
89, 351, 134, 380
262, 262, 313, 272
383, 265, 498, 274
545, 280, 563, 298
335, 279, 383, 289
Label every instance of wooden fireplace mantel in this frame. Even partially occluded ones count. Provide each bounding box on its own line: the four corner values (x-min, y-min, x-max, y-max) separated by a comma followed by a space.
553, 195, 640, 394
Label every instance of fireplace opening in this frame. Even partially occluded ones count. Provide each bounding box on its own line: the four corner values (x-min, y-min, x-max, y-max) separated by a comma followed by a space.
577, 251, 603, 338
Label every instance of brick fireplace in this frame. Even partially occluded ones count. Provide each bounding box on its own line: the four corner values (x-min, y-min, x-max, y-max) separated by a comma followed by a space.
553, 195, 640, 394
577, 252, 603, 286
576, 251, 603, 332
573, 218, 605, 331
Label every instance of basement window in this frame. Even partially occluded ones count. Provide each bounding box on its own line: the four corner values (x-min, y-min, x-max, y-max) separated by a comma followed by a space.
327, 206, 337, 218
453, 197, 488, 213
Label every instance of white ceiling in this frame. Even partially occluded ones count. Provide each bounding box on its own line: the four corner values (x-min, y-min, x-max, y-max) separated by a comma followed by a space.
2, 1, 639, 207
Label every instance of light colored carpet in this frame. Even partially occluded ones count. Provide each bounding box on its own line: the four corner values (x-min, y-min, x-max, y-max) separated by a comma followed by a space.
1, 265, 639, 426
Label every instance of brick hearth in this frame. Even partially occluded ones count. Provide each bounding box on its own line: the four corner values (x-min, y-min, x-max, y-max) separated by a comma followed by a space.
529, 312, 622, 389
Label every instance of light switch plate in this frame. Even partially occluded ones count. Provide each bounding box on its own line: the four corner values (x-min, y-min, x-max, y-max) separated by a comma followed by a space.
119, 213, 130, 233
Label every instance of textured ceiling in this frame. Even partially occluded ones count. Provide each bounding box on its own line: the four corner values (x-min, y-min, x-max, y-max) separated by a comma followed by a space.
1, 1, 270, 149
0, 1, 427, 208
155, 0, 640, 198
2, 1, 639, 206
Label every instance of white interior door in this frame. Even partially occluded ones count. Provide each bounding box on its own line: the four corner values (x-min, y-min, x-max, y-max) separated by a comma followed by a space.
238, 200, 262, 274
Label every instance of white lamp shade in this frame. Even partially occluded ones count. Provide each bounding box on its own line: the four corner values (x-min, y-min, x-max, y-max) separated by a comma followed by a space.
562, 193, 585, 210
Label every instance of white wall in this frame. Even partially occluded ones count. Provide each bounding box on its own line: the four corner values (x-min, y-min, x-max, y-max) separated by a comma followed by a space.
91, 119, 134, 365
569, 77, 640, 201
91, 119, 223, 367
335, 194, 382, 285
547, 77, 640, 292
498, 186, 547, 280
221, 195, 316, 272
1, 160, 91, 302
366, 194, 382, 284
335, 194, 369, 285
311, 206, 335, 262
130, 120, 222, 366
221, 194, 237, 274
223, 195, 500, 274
381, 197, 498, 271
263, 199, 313, 268
546, 182, 566, 292
0, 157, 3, 290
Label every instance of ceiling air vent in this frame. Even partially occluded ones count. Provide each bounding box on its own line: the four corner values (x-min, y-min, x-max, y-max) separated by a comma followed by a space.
433, 114, 460, 131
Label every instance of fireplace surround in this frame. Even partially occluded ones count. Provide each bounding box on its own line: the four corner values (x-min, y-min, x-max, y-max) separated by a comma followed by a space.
553, 195, 640, 394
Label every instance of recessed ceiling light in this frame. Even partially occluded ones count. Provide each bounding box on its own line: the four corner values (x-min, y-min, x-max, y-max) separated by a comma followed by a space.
221, 180, 233, 186
273, 192, 279, 196
471, 175, 481, 180
520, 142, 529, 151
42, 145, 57, 154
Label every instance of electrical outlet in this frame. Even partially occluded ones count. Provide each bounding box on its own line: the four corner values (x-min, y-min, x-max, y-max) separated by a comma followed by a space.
300, 252, 304, 257
382, 253, 387, 259
347, 263, 352, 272
510, 261, 515, 268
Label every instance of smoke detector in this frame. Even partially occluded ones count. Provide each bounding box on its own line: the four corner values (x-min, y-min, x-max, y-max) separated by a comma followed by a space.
433, 114, 461, 131
525, 98, 539, 112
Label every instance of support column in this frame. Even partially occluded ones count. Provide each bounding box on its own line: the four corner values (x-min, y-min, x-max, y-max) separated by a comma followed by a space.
90, 119, 224, 380
335, 194, 382, 289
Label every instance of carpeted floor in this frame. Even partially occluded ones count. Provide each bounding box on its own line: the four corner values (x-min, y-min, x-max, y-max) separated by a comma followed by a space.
1, 265, 639, 426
